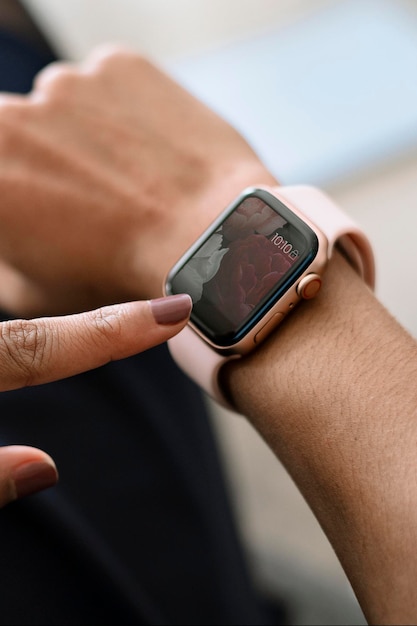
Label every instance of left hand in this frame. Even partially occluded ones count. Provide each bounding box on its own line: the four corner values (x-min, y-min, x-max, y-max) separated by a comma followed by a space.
0, 46, 275, 317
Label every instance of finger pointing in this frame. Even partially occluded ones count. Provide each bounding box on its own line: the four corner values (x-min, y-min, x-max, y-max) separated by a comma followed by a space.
0, 294, 192, 391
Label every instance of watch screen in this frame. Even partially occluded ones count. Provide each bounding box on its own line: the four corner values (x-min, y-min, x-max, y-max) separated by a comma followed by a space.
167, 190, 318, 346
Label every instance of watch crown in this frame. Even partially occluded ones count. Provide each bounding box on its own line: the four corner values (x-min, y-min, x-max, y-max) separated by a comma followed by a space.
296, 274, 322, 300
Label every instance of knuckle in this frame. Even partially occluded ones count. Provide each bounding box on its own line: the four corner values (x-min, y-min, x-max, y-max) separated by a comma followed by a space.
0, 319, 51, 386
84, 44, 149, 73
33, 62, 79, 98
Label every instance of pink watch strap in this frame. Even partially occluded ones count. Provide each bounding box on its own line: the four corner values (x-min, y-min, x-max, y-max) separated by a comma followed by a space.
168, 185, 375, 411
169, 325, 237, 408
275, 186, 375, 288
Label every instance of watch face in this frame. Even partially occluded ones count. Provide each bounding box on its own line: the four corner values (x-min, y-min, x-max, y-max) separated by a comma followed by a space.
166, 189, 318, 347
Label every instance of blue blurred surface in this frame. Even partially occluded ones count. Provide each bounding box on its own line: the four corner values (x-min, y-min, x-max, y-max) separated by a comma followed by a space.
170, 0, 417, 185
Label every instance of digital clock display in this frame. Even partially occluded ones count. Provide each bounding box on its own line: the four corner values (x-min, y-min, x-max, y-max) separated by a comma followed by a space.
167, 189, 318, 346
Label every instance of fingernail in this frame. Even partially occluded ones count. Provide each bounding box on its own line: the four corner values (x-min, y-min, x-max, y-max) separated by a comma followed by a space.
12, 460, 58, 500
150, 294, 192, 325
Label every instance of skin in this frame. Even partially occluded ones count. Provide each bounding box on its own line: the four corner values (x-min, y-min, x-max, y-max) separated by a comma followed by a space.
0, 46, 415, 622
223, 252, 417, 624
0, 46, 274, 315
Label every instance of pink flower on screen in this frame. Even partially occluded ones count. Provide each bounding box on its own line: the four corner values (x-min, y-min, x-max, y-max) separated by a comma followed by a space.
222, 198, 285, 241
203, 234, 292, 326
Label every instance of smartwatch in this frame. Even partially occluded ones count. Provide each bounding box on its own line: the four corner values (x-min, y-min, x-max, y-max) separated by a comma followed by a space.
164, 185, 375, 410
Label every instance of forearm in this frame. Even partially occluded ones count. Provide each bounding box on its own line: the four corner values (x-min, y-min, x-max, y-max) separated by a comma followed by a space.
223, 252, 417, 624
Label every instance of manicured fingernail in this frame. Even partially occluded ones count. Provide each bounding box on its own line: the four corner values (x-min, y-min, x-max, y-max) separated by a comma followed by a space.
12, 460, 58, 500
150, 294, 192, 325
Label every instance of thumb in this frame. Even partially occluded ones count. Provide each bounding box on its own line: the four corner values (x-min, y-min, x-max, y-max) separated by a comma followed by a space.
0, 446, 58, 508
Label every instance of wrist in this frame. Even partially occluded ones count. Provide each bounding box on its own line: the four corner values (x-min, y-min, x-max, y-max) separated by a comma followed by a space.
222, 251, 369, 421
220, 251, 389, 507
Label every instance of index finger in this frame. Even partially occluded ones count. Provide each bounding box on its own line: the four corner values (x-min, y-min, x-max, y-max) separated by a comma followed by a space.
0, 295, 192, 391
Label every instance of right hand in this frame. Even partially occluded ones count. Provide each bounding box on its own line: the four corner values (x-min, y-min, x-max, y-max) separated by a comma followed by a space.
0, 292, 192, 508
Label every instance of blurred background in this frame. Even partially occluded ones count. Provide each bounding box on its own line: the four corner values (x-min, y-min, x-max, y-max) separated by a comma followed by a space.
23, 0, 417, 623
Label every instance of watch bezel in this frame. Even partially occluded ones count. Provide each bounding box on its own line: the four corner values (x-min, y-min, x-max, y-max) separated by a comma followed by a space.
165, 187, 329, 354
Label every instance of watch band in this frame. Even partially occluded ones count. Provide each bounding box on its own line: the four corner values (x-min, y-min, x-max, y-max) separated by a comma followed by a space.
276, 186, 375, 288
168, 185, 375, 411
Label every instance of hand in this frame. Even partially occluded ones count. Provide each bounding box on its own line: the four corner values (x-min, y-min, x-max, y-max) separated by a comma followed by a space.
0, 46, 275, 316
0, 292, 192, 507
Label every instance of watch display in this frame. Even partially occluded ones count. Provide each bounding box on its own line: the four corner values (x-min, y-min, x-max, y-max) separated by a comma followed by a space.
166, 189, 318, 346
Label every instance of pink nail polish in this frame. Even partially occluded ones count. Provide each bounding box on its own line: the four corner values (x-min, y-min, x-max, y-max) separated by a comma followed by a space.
12, 461, 58, 499
150, 294, 192, 325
